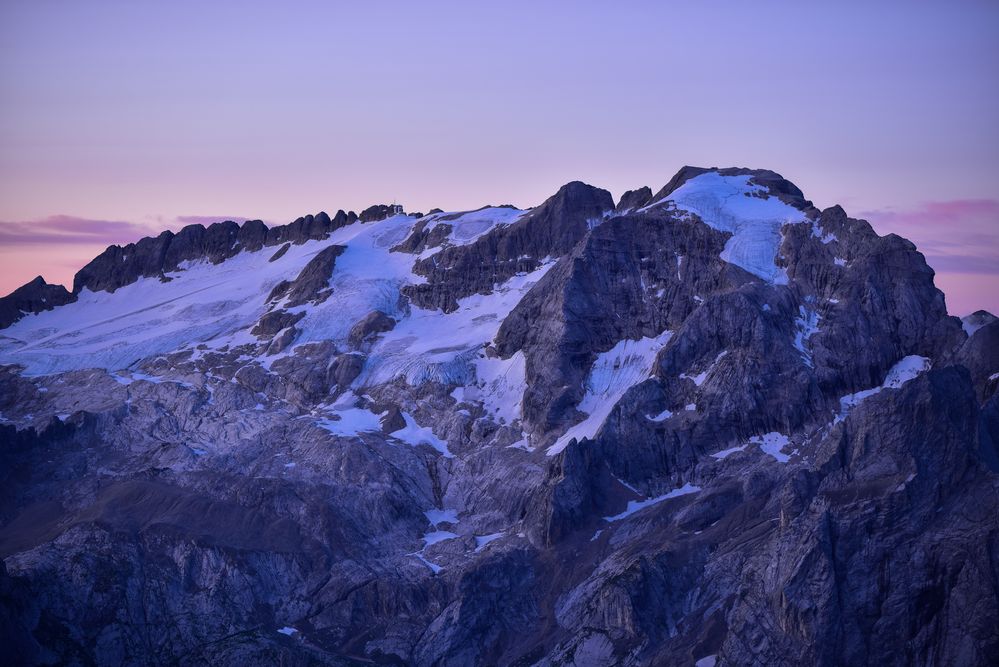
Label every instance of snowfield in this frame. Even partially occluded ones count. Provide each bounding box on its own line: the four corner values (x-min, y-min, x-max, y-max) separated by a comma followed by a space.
648, 173, 808, 283
0, 235, 334, 376
0, 209, 543, 400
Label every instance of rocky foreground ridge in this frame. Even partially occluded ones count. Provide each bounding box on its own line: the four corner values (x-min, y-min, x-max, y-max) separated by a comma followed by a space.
1, 166, 997, 666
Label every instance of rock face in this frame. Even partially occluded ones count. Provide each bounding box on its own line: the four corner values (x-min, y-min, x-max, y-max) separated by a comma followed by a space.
70, 210, 358, 296
0, 276, 75, 329
0, 166, 997, 667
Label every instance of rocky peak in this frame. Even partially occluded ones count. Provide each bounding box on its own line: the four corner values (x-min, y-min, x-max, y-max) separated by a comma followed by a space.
0, 276, 75, 329
962, 309, 997, 336
68, 210, 358, 297
359, 204, 396, 222
616, 186, 653, 212
403, 181, 613, 312
650, 165, 813, 211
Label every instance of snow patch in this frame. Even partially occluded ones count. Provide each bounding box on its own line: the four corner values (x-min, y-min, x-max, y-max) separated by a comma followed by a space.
752, 432, 791, 463
711, 444, 748, 460
680, 369, 709, 387
361, 261, 554, 390
391, 412, 453, 458
680, 350, 728, 387
793, 305, 820, 368
549, 330, 673, 455
436, 206, 529, 247
474, 533, 503, 552
425, 508, 459, 527
462, 351, 526, 425
883, 355, 933, 389
604, 483, 701, 522
315, 404, 383, 437
413, 553, 442, 574
422, 530, 459, 547
811, 220, 837, 244
646, 408, 673, 422
837, 355, 932, 422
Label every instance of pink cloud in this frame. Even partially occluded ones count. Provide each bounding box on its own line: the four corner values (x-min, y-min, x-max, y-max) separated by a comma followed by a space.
0, 215, 160, 246
862, 199, 999, 226
859, 199, 999, 276
175, 215, 260, 226
0, 214, 262, 248
0, 214, 262, 296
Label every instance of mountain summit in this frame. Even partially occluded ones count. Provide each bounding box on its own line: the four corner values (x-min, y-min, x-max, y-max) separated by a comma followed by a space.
1, 167, 997, 666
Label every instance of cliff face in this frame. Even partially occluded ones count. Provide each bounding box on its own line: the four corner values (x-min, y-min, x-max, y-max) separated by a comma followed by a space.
0, 276, 74, 329
0, 167, 996, 666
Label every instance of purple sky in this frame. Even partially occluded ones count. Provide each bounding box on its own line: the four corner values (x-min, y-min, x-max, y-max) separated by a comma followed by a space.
1, 1, 997, 314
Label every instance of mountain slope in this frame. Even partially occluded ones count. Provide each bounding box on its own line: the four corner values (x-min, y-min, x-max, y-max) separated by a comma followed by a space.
1, 167, 997, 666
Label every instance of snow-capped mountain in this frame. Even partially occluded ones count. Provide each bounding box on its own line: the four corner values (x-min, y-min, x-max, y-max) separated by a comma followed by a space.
1, 166, 997, 666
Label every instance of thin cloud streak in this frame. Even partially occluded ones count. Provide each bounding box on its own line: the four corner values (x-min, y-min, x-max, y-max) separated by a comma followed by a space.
174, 215, 259, 226
0, 214, 262, 295
0, 215, 161, 246
860, 199, 999, 276
1, 202, 995, 315
0, 214, 262, 247
860, 199, 999, 227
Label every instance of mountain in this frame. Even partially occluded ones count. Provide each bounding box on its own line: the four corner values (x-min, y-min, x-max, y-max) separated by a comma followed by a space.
1, 167, 997, 666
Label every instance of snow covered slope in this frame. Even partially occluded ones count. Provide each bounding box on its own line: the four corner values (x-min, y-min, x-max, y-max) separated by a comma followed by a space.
0, 209, 539, 380
647, 172, 807, 283
0, 235, 334, 376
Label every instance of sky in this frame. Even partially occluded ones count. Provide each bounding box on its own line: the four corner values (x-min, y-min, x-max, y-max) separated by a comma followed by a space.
1, 1, 997, 315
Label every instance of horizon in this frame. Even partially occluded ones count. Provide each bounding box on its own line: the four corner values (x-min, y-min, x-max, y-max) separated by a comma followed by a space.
1, 167, 996, 316
2, 1, 998, 314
